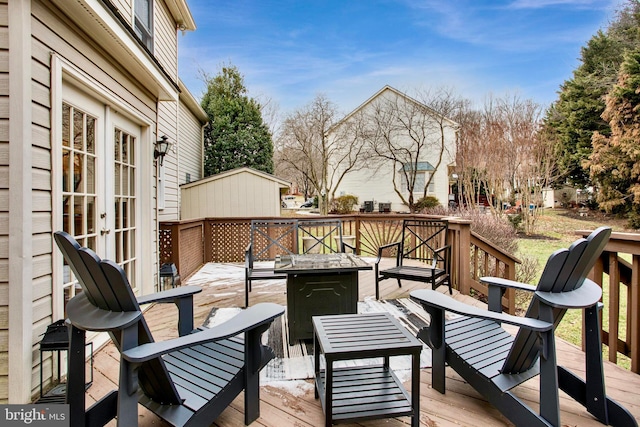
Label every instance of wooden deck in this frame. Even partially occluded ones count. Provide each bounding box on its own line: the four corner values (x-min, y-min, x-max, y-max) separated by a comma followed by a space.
86, 259, 640, 426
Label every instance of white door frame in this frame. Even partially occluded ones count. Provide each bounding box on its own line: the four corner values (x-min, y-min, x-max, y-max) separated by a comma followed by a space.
51, 55, 156, 322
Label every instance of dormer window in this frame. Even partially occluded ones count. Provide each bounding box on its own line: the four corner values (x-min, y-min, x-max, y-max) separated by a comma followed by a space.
134, 0, 153, 51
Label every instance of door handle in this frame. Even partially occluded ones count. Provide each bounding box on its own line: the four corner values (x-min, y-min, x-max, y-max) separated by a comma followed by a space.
101, 228, 111, 235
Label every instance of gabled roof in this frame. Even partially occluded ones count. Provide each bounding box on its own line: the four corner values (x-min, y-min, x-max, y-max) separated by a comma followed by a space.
331, 85, 460, 132
165, 0, 197, 31
179, 80, 208, 122
180, 167, 291, 189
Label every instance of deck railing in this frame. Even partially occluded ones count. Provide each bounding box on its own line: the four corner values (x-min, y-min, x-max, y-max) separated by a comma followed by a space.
160, 220, 640, 372
160, 214, 521, 313
578, 230, 640, 374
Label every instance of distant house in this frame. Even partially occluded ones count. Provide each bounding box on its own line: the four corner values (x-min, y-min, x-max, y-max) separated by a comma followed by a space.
180, 167, 291, 218
543, 185, 578, 208
331, 86, 458, 212
2, 0, 205, 403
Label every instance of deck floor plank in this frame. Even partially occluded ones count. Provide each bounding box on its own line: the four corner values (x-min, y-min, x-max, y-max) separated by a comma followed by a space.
86, 259, 640, 426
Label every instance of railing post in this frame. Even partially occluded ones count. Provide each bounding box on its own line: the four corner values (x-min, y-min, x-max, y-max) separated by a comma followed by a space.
171, 222, 180, 273
204, 219, 213, 263
632, 254, 640, 373
354, 215, 361, 255
457, 219, 471, 295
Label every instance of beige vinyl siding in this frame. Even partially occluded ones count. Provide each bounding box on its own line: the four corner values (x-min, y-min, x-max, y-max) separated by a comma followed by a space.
29, 22, 55, 398
154, 1, 177, 79
178, 99, 203, 186
158, 100, 179, 220
112, 0, 133, 26
0, 0, 8, 403
181, 169, 288, 219
33, 2, 157, 120
23, 0, 163, 401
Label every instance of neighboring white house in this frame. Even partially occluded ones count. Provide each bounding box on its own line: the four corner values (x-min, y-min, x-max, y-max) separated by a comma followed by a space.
1, 0, 205, 403
331, 86, 458, 212
180, 167, 290, 219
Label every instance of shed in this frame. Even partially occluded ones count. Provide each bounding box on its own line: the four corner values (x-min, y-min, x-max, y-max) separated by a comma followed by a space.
180, 167, 291, 218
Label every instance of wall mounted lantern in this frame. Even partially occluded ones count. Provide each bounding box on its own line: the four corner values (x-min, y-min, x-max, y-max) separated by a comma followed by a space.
154, 135, 171, 165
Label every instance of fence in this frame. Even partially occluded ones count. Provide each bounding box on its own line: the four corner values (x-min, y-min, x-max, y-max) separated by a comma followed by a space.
578, 230, 640, 374
160, 214, 520, 313
160, 220, 640, 372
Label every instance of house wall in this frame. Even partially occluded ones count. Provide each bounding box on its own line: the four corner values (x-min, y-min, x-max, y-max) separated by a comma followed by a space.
0, 0, 194, 403
335, 155, 453, 212
0, 0, 9, 404
158, 93, 205, 222
181, 172, 284, 219
178, 99, 203, 185
27, 0, 161, 402
0, 0, 193, 403
153, 1, 178, 78
158, 100, 179, 219
111, 0, 132, 25
333, 88, 457, 212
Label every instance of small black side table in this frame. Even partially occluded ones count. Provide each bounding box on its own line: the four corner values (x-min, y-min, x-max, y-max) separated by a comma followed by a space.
38, 319, 93, 403
313, 312, 422, 427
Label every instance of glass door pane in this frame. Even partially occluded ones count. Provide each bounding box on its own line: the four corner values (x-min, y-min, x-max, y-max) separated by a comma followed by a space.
113, 127, 137, 288
61, 102, 98, 310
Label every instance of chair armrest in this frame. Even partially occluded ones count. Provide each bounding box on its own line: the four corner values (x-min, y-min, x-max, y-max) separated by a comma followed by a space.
67, 293, 142, 332
245, 243, 253, 269
410, 289, 552, 332
375, 241, 401, 263
136, 285, 202, 305
536, 278, 602, 309
122, 303, 285, 363
480, 276, 537, 292
342, 241, 356, 253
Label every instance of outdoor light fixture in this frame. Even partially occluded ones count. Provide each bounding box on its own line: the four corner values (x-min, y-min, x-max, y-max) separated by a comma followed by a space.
154, 135, 171, 165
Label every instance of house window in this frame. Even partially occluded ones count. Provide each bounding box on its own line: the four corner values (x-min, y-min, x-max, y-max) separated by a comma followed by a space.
400, 162, 435, 194
134, 0, 153, 51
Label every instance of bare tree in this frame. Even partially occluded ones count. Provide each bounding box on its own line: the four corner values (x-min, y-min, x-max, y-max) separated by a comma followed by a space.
358, 87, 460, 212
275, 94, 369, 214
455, 94, 557, 234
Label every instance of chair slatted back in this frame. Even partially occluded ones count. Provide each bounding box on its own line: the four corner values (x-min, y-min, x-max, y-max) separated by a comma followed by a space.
297, 219, 344, 254
501, 226, 611, 374
54, 231, 182, 404
251, 219, 298, 261
400, 219, 448, 267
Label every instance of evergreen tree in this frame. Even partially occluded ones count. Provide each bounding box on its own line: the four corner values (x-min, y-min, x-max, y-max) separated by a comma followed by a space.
587, 50, 640, 227
542, 1, 640, 189
201, 65, 274, 176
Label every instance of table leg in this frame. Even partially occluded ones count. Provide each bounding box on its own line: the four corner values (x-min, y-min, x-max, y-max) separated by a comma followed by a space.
411, 351, 420, 427
325, 358, 333, 427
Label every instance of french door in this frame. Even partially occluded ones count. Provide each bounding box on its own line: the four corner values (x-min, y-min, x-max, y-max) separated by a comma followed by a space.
59, 84, 141, 314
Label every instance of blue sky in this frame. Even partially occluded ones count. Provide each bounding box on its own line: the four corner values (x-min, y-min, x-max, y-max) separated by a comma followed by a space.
178, 0, 622, 117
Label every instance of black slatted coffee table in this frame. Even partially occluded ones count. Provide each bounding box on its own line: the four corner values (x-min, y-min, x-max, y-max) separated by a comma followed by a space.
313, 312, 422, 427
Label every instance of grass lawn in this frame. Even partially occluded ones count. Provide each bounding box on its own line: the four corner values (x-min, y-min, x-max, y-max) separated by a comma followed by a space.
516, 208, 632, 370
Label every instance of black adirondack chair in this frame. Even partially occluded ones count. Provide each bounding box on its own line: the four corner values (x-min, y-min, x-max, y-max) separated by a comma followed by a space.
410, 226, 637, 427
54, 231, 284, 427
374, 219, 451, 299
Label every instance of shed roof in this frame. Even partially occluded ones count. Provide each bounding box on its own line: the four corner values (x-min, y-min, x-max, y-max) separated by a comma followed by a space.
180, 167, 290, 189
